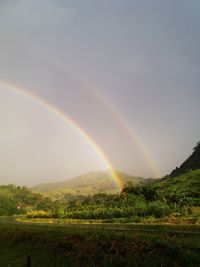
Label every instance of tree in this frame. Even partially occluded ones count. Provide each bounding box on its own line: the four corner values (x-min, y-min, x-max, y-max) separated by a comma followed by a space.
36, 197, 53, 211
193, 141, 200, 151
0, 195, 17, 215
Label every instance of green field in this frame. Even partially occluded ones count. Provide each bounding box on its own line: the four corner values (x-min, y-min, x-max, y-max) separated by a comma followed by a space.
0, 217, 200, 267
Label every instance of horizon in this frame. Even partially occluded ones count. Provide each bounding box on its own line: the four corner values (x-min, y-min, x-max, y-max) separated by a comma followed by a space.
0, 168, 143, 187
0, 0, 199, 186
0, 165, 182, 188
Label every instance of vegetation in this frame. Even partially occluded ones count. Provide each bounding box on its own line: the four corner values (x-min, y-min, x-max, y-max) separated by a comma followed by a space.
0, 143, 199, 223
1, 173, 200, 224
0, 222, 199, 267
159, 169, 200, 205
26, 184, 199, 224
0, 184, 52, 216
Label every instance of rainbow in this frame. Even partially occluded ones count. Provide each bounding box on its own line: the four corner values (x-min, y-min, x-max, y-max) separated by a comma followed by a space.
22, 41, 161, 178
1, 31, 161, 178
89, 90, 161, 178
0, 80, 123, 190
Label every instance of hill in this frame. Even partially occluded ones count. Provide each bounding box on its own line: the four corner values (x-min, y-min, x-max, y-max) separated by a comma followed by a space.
157, 141, 200, 204
158, 140, 200, 204
32, 170, 146, 196
170, 141, 200, 177
159, 169, 200, 200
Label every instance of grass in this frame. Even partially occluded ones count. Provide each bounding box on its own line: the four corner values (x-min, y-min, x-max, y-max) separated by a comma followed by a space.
0, 218, 200, 267
17, 212, 200, 225
159, 169, 200, 201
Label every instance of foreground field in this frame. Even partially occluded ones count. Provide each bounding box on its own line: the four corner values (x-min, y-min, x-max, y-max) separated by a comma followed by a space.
0, 218, 200, 267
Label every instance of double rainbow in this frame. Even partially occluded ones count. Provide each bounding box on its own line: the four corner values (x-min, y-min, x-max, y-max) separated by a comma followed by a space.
0, 80, 122, 190
23, 41, 160, 178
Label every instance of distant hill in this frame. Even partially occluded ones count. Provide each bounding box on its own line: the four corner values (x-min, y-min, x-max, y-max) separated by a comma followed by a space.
170, 141, 200, 177
32, 170, 146, 196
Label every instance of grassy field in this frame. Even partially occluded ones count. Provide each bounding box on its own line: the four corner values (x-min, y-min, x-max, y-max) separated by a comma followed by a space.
0, 217, 200, 267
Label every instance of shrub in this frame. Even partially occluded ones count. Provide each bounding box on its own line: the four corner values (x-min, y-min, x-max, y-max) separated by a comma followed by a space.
26, 210, 52, 218
147, 201, 171, 218
122, 185, 164, 201
0, 195, 17, 216
133, 202, 148, 216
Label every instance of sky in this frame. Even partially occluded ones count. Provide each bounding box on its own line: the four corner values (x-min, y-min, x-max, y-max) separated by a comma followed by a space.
0, 0, 199, 185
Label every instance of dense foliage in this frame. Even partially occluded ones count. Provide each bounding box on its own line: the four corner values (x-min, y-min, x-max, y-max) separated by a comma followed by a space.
27, 184, 192, 222
0, 184, 52, 216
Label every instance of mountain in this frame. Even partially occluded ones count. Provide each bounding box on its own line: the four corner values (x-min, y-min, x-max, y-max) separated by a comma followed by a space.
170, 141, 200, 177
32, 170, 146, 196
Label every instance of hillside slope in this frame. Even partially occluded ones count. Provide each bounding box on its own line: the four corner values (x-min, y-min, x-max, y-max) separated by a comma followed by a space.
159, 169, 200, 204
170, 141, 200, 177
32, 170, 146, 196
159, 141, 200, 203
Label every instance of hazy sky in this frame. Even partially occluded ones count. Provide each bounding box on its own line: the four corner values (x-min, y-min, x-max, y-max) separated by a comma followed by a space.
0, 0, 199, 185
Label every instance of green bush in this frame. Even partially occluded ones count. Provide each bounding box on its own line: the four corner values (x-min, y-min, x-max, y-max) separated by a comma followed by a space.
133, 201, 148, 216
0, 195, 17, 216
122, 184, 164, 201
147, 201, 171, 218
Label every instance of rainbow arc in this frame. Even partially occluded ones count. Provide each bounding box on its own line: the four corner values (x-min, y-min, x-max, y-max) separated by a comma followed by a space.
0, 80, 123, 190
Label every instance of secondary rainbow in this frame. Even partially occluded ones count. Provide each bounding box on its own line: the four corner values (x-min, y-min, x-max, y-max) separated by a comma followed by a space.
23, 41, 161, 177
88, 90, 161, 178
0, 80, 123, 190
4, 34, 161, 178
